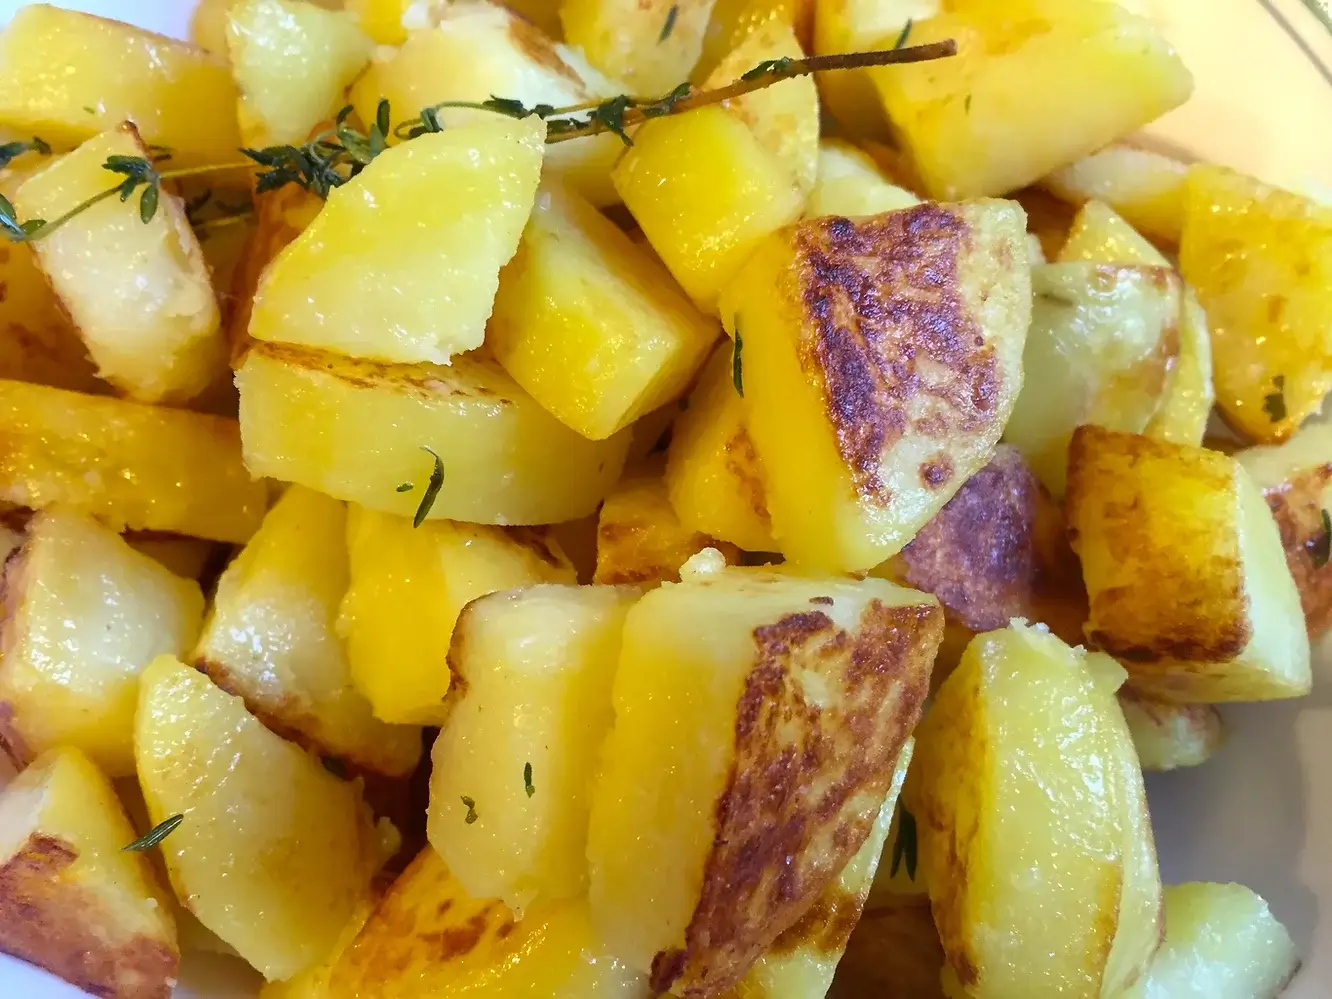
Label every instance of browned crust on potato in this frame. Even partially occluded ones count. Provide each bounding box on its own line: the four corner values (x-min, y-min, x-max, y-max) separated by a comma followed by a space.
650, 599, 941, 996
1261, 463, 1332, 637
594, 512, 739, 588
722, 426, 772, 530
0, 534, 32, 770
791, 207, 1004, 506
0, 833, 179, 999
766, 882, 866, 958
506, 14, 584, 85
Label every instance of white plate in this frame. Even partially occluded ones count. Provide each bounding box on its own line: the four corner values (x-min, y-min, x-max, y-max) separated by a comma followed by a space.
0, 1, 1330, 996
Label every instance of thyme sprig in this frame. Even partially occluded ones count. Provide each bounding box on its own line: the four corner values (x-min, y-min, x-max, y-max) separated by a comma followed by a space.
0, 135, 50, 170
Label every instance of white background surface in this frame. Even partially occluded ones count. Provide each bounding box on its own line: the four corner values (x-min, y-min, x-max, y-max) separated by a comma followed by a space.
0, 0, 1330, 996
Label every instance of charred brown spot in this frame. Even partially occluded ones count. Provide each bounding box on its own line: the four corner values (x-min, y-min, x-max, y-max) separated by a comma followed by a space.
793, 206, 1000, 505
497, 526, 566, 571
1263, 466, 1332, 637
421, 910, 501, 961
919, 454, 954, 489
723, 427, 772, 527
507, 14, 584, 82
767, 886, 864, 956
809, 596, 834, 605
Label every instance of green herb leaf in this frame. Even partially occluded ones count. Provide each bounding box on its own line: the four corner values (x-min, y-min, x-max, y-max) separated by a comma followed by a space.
139, 183, 159, 224
659, 3, 679, 41
413, 446, 444, 528
0, 136, 51, 170
889, 805, 917, 881
396, 482, 414, 493
124, 814, 184, 852
732, 325, 744, 397
461, 795, 478, 824
892, 18, 913, 49
1263, 375, 1287, 423
741, 56, 794, 81
590, 94, 634, 146
1314, 509, 1332, 569
524, 761, 535, 797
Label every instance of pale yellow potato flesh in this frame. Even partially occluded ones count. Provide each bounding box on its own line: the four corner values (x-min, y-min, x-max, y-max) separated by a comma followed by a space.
805, 139, 920, 219
1118, 688, 1224, 772
561, 0, 716, 95
1044, 144, 1191, 245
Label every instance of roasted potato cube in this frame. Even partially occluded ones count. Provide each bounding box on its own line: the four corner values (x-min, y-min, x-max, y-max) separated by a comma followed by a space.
1120, 882, 1299, 999
344, 0, 411, 45
613, 105, 806, 315
1179, 164, 1332, 444
805, 139, 920, 219
258, 898, 376, 999
829, 898, 945, 998
236, 342, 630, 525
0, 378, 266, 543
226, 0, 371, 147
192, 486, 421, 777
721, 202, 1030, 571
1004, 261, 1182, 494
15, 124, 226, 405
703, 21, 819, 194
0, 510, 203, 777
698, 0, 814, 79
665, 341, 777, 553
350, 2, 624, 207
1067, 425, 1311, 701
906, 623, 1161, 999
429, 584, 638, 910
248, 116, 545, 365
1237, 421, 1332, 637
0, 747, 177, 999
1059, 196, 1169, 267
1044, 143, 1190, 245
561, 0, 713, 95
0, 5, 241, 164
328, 847, 646, 997
136, 655, 386, 982
587, 565, 941, 993
870, 0, 1192, 200
596, 468, 741, 586
339, 507, 576, 726
1118, 688, 1224, 772
489, 184, 718, 440
812, 0, 928, 139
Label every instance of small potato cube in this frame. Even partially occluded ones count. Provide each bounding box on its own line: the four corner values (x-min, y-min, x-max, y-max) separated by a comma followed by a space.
906, 623, 1161, 999
1179, 164, 1332, 444
1120, 882, 1299, 999
1044, 143, 1190, 245
1067, 425, 1311, 702
1239, 422, 1332, 640
0, 511, 203, 777
328, 847, 646, 997
1118, 688, 1224, 772
16, 124, 226, 405
721, 202, 1030, 571
1004, 261, 1182, 494
596, 468, 741, 586
0, 5, 241, 164
339, 507, 576, 726
561, 0, 714, 95
193, 486, 421, 777
236, 342, 630, 525
812, 0, 929, 139
805, 139, 920, 219
698, 0, 815, 78
489, 184, 718, 440
870, 0, 1192, 200
0, 747, 177, 999
829, 899, 945, 998
226, 0, 371, 147
613, 105, 806, 315
0, 378, 266, 543
665, 341, 777, 553
248, 116, 545, 365
587, 566, 941, 993
1058, 197, 1168, 267
429, 584, 638, 910
136, 656, 386, 982
350, 3, 624, 207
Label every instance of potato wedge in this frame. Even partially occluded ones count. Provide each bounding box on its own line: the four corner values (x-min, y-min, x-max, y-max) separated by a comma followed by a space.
0, 5, 240, 164
1179, 164, 1332, 444
829, 897, 945, 998
561, 0, 715, 94
721, 202, 1030, 571
136, 655, 386, 982
0, 747, 177, 999
1004, 261, 1182, 494
665, 340, 777, 553
906, 623, 1161, 999
236, 342, 630, 525
812, 0, 927, 139
870, 0, 1192, 200
1118, 689, 1223, 772
327, 846, 647, 997
1120, 882, 1299, 999
596, 467, 741, 586
192, 486, 421, 778
339, 507, 576, 726
489, 183, 718, 440
429, 584, 638, 910
0, 510, 203, 777
805, 139, 920, 219
226, 0, 371, 147
1067, 425, 1311, 702
350, 2, 625, 207
16, 124, 226, 405
1044, 144, 1190, 245
0, 378, 266, 543
248, 115, 545, 365
587, 566, 940, 993
1237, 421, 1332, 637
